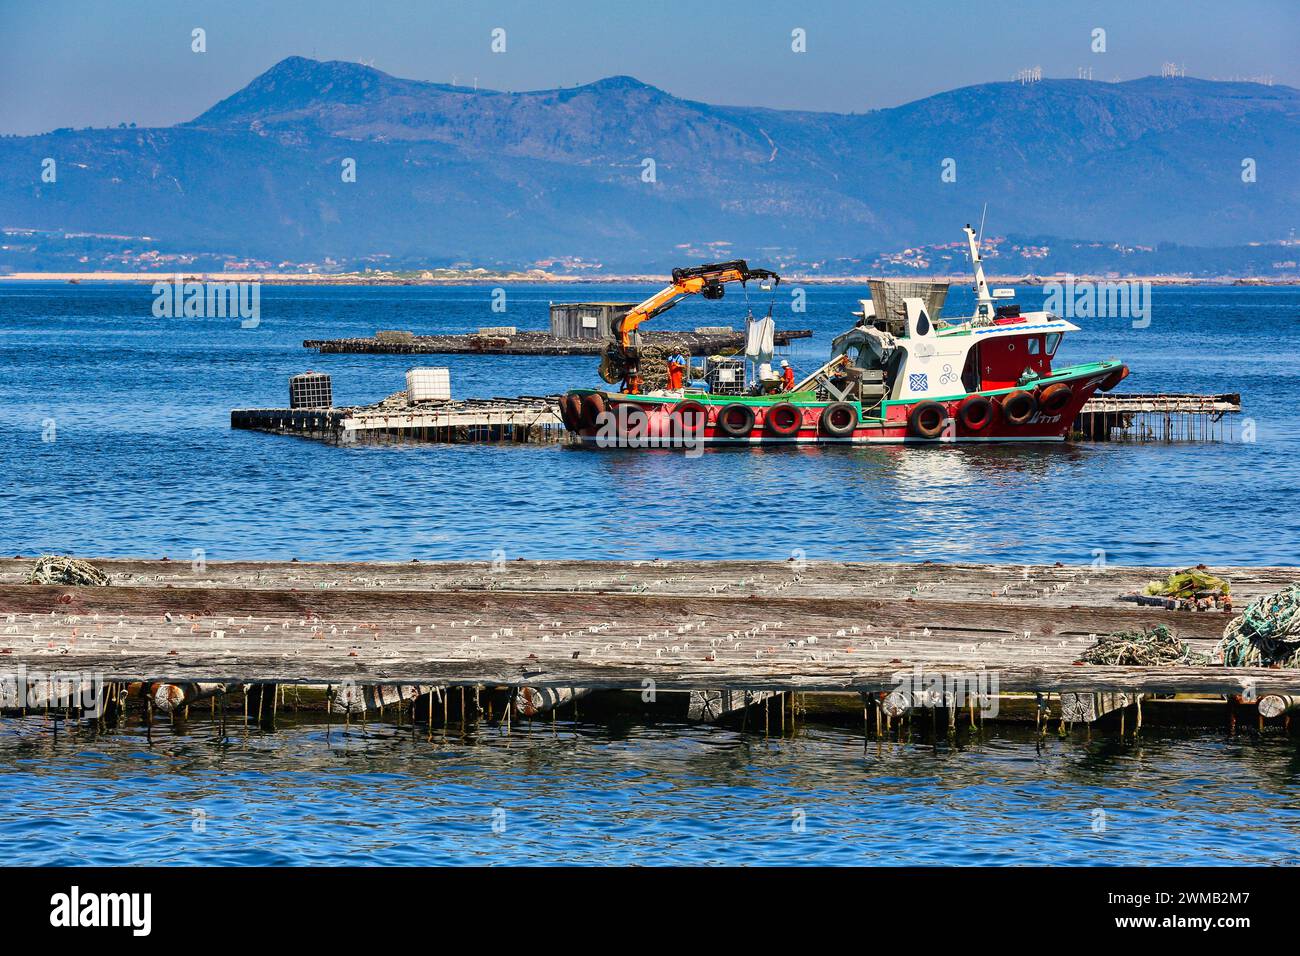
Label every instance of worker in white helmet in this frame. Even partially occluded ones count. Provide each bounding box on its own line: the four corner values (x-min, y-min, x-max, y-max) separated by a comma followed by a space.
780, 359, 795, 392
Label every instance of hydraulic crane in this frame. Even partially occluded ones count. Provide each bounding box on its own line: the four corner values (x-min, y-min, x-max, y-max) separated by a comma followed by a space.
606, 260, 780, 393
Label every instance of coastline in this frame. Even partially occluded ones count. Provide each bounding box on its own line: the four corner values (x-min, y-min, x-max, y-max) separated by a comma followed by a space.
2, 270, 1297, 286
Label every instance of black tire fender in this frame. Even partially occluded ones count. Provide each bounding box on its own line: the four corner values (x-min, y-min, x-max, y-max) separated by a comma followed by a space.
1037, 382, 1073, 416
580, 392, 607, 430
1001, 389, 1037, 426
716, 403, 756, 439
764, 402, 802, 437
907, 401, 948, 439
819, 402, 859, 438
957, 395, 994, 433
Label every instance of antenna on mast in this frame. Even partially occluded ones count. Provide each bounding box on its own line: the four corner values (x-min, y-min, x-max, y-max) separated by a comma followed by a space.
964, 214, 994, 326
977, 203, 988, 247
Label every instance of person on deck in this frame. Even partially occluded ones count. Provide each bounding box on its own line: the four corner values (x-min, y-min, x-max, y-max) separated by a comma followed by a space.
780, 359, 795, 392
666, 354, 685, 391
623, 354, 643, 395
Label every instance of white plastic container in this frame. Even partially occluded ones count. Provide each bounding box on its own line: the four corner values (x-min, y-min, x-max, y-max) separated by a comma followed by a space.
406, 367, 451, 402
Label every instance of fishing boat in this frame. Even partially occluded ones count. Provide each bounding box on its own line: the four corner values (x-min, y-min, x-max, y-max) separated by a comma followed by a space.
559, 225, 1128, 446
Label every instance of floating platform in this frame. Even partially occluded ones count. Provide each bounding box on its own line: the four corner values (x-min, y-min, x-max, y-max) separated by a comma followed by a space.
302, 328, 813, 356
1074, 392, 1242, 441
0, 559, 1295, 703
231, 392, 1243, 446
231, 394, 567, 444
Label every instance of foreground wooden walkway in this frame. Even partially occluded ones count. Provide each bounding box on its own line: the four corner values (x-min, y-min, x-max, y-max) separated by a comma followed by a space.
0, 559, 1293, 696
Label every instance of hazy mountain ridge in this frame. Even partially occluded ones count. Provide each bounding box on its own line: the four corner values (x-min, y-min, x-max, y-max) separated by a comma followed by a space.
1, 56, 1297, 272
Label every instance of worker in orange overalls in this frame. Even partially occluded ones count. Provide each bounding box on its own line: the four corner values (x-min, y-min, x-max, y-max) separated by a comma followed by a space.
780, 359, 795, 392
666, 354, 685, 391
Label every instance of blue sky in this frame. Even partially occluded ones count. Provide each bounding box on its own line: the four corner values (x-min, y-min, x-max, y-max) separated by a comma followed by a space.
1, 0, 1296, 133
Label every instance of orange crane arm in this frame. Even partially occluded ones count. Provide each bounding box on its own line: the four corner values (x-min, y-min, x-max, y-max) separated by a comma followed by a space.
616, 260, 779, 350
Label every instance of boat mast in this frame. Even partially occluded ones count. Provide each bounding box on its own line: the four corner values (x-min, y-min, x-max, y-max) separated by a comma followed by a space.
964, 222, 995, 325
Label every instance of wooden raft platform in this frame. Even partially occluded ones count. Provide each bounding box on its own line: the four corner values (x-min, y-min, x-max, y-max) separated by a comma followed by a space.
0, 559, 1294, 696
231, 395, 567, 444
303, 328, 813, 356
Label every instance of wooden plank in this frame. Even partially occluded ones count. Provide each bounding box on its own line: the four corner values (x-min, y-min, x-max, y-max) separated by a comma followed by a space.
0, 558, 1284, 610
0, 580, 1291, 695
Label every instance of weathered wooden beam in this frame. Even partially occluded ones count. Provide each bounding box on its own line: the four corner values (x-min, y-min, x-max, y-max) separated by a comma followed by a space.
1059, 691, 1139, 724
687, 689, 778, 722
514, 686, 590, 717
1258, 694, 1300, 718
145, 682, 230, 714
1, 558, 1285, 612
327, 683, 435, 715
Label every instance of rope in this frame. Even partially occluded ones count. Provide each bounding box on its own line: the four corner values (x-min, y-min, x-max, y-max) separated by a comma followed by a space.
1217, 584, 1300, 668
26, 555, 110, 587
1079, 624, 1206, 666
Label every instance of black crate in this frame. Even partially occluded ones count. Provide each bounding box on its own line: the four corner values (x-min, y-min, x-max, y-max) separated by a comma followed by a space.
289, 373, 333, 409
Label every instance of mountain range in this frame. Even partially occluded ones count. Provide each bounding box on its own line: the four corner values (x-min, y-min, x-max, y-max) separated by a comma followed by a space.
1, 56, 1297, 273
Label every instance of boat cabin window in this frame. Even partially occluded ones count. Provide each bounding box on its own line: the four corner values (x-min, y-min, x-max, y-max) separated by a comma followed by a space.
1045, 332, 1061, 356
1026, 336, 1041, 356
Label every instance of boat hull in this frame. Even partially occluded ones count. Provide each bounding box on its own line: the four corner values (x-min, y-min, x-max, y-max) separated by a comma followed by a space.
563, 363, 1126, 448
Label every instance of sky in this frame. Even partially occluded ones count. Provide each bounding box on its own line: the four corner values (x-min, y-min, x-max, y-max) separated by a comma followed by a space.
0, 0, 1297, 134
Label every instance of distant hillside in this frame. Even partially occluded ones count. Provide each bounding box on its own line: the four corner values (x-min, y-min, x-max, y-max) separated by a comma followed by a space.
1, 56, 1297, 272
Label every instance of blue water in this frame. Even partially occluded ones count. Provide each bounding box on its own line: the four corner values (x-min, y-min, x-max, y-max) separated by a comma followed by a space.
2, 282, 1299, 866
0, 282, 1296, 564
1, 717, 1297, 866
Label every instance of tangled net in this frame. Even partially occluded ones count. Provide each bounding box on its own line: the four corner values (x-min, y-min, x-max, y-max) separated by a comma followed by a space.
1216, 584, 1300, 668
26, 555, 110, 587
1079, 624, 1204, 666
1141, 567, 1230, 601
599, 335, 696, 391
